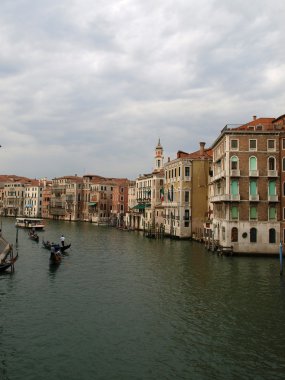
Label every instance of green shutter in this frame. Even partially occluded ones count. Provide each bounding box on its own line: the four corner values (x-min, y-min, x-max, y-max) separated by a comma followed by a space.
269, 181, 276, 196
231, 206, 238, 219
250, 180, 257, 195
250, 206, 257, 219
269, 207, 276, 220
231, 180, 238, 195
250, 157, 257, 170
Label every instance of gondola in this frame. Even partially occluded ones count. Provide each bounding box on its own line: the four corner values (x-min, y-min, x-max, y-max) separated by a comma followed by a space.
49, 250, 62, 265
0, 236, 18, 273
42, 240, 71, 253
28, 231, 39, 242
0, 253, 18, 273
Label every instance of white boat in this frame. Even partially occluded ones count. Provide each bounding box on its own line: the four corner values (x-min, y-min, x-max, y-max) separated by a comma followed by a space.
15, 217, 45, 230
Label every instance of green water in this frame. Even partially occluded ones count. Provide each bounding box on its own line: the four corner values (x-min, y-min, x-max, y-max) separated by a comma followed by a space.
1, 218, 285, 380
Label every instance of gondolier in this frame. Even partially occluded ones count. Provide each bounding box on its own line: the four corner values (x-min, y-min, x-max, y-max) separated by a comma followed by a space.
60, 234, 65, 247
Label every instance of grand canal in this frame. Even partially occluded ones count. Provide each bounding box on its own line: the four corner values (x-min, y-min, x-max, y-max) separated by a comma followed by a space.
1, 217, 285, 380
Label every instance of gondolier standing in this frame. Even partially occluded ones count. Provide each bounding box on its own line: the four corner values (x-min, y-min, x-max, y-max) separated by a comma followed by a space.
60, 234, 65, 247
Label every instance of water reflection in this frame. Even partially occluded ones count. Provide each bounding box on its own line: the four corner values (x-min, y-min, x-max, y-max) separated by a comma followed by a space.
0, 218, 285, 380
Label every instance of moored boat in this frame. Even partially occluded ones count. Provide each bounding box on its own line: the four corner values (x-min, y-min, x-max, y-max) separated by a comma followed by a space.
0, 236, 18, 273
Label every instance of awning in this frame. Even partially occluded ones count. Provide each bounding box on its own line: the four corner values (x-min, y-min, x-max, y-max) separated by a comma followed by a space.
88, 202, 97, 206
132, 204, 151, 210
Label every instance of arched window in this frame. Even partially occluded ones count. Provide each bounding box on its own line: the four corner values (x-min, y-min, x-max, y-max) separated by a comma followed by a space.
250, 227, 257, 243
268, 157, 275, 171
231, 156, 238, 170
269, 228, 276, 243
231, 227, 238, 242
249, 156, 257, 171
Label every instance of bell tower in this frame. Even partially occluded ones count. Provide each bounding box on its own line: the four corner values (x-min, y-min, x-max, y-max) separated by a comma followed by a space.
154, 138, 164, 171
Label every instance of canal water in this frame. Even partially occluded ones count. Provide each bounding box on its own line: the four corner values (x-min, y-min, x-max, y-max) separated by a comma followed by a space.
1, 218, 285, 380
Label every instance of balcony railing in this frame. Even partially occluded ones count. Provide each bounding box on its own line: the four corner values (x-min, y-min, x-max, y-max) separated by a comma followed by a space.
210, 194, 240, 202
249, 194, 259, 201
212, 170, 226, 182
249, 170, 259, 177
268, 195, 278, 202
267, 170, 278, 177
230, 169, 240, 177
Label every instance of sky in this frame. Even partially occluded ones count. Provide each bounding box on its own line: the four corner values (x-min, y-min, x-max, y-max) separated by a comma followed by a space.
1, 0, 285, 180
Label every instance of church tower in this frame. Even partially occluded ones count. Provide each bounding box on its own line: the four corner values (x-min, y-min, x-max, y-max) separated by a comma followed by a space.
154, 138, 164, 172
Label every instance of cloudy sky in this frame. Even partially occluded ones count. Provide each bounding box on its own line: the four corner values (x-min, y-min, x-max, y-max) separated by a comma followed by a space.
1, 0, 285, 180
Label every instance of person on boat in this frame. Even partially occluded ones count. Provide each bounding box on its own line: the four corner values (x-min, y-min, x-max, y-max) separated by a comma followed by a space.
60, 235, 65, 247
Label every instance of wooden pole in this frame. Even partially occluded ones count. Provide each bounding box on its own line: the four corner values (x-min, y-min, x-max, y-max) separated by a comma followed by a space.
279, 241, 283, 276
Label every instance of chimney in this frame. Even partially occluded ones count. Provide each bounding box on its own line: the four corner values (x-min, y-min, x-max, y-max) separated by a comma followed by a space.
253, 115, 257, 121
168, 157, 170, 162
199, 142, 205, 155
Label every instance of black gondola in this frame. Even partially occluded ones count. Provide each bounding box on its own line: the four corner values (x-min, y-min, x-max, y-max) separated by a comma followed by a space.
49, 250, 62, 265
0, 236, 18, 273
28, 231, 39, 242
42, 240, 71, 253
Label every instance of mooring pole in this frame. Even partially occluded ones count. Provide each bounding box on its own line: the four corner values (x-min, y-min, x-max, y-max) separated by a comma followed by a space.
16, 227, 19, 245
279, 241, 283, 276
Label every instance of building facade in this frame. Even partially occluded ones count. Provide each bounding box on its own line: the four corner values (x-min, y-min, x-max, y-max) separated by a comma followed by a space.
210, 115, 284, 254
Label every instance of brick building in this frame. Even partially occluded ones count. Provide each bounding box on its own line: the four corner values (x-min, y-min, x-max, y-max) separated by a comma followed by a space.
210, 115, 285, 254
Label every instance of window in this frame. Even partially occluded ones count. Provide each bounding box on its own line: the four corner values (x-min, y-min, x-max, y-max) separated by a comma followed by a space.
283, 158, 285, 171
268, 157, 275, 170
269, 206, 276, 220
231, 156, 238, 170
230, 180, 239, 195
250, 206, 257, 220
249, 180, 257, 196
231, 227, 238, 242
267, 140, 275, 151
250, 228, 257, 243
184, 210, 190, 220
269, 228, 276, 244
185, 167, 190, 177
231, 206, 238, 220
249, 156, 257, 171
282, 139, 285, 150
283, 182, 285, 196
222, 227, 225, 241
231, 139, 238, 150
249, 139, 257, 150
185, 191, 189, 203
283, 208, 285, 220
268, 180, 276, 196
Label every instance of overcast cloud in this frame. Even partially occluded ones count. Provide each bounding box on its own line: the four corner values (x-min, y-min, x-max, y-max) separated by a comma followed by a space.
0, 0, 285, 179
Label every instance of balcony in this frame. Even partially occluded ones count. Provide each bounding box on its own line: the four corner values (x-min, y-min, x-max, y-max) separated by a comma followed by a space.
268, 195, 278, 202
212, 170, 226, 182
249, 194, 259, 201
267, 170, 278, 177
249, 170, 259, 177
230, 169, 240, 177
210, 194, 240, 202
